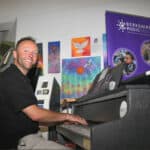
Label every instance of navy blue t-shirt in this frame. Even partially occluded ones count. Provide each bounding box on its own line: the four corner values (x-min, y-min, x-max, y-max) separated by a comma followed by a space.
0, 64, 39, 148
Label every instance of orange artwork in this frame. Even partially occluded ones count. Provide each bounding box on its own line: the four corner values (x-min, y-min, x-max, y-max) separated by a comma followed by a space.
71, 36, 91, 57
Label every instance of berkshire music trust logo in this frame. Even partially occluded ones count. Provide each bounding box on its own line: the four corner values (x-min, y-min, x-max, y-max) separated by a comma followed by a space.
116, 19, 126, 32
116, 18, 150, 35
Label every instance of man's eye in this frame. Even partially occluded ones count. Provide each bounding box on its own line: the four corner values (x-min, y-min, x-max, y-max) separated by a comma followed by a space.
32, 51, 38, 55
23, 49, 38, 55
34, 51, 38, 54
24, 49, 29, 52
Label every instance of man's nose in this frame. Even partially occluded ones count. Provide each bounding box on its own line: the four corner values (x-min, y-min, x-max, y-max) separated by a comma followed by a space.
28, 51, 33, 58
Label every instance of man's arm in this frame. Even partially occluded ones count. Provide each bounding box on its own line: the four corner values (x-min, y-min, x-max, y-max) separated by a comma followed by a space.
22, 104, 87, 125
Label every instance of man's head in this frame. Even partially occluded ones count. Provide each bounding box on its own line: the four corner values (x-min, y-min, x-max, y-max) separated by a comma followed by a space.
13, 37, 38, 75
124, 52, 134, 64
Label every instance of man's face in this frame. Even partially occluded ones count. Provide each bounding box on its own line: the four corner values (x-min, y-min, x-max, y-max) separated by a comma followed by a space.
124, 54, 133, 64
13, 40, 38, 74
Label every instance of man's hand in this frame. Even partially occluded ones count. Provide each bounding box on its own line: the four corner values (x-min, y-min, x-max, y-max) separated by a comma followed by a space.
65, 113, 88, 126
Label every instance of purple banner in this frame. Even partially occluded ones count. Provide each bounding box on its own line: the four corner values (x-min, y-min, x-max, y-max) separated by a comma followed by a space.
106, 11, 150, 80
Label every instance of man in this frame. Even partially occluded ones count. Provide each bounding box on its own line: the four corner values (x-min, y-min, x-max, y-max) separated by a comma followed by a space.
0, 37, 87, 149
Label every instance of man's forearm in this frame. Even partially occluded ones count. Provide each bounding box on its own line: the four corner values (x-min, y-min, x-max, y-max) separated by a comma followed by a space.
23, 104, 87, 126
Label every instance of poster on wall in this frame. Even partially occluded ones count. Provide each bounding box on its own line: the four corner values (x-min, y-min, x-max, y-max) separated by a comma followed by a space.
106, 11, 150, 80
61, 56, 101, 99
37, 43, 44, 75
91, 36, 102, 56
102, 33, 108, 68
71, 36, 91, 57
48, 41, 60, 73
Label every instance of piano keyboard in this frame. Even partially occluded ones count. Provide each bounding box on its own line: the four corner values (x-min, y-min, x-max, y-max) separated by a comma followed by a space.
58, 124, 90, 138
57, 124, 91, 150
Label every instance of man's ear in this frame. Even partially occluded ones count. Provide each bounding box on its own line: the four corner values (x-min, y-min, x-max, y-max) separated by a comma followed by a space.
13, 50, 17, 59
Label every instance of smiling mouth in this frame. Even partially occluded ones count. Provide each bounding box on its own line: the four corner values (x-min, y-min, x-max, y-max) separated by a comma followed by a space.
24, 59, 33, 64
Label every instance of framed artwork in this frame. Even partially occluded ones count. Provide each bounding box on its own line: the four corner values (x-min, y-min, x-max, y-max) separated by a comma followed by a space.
61, 56, 101, 99
48, 41, 60, 73
71, 36, 91, 57
37, 43, 43, 75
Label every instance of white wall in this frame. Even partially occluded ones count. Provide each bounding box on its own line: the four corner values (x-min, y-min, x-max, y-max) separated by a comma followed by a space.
0, 0, 149, 77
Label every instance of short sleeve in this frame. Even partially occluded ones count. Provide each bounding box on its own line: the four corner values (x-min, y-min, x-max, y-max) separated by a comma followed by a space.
4, 76, 37, 112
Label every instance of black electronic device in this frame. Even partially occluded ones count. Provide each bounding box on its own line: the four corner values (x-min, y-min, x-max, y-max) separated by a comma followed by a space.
57, 85, 150, 150
49, 77, 60, 112
121, 70, 150, 85
76, 63, 124, 102
35, 76, 60, 140
48, 77, 60, 141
